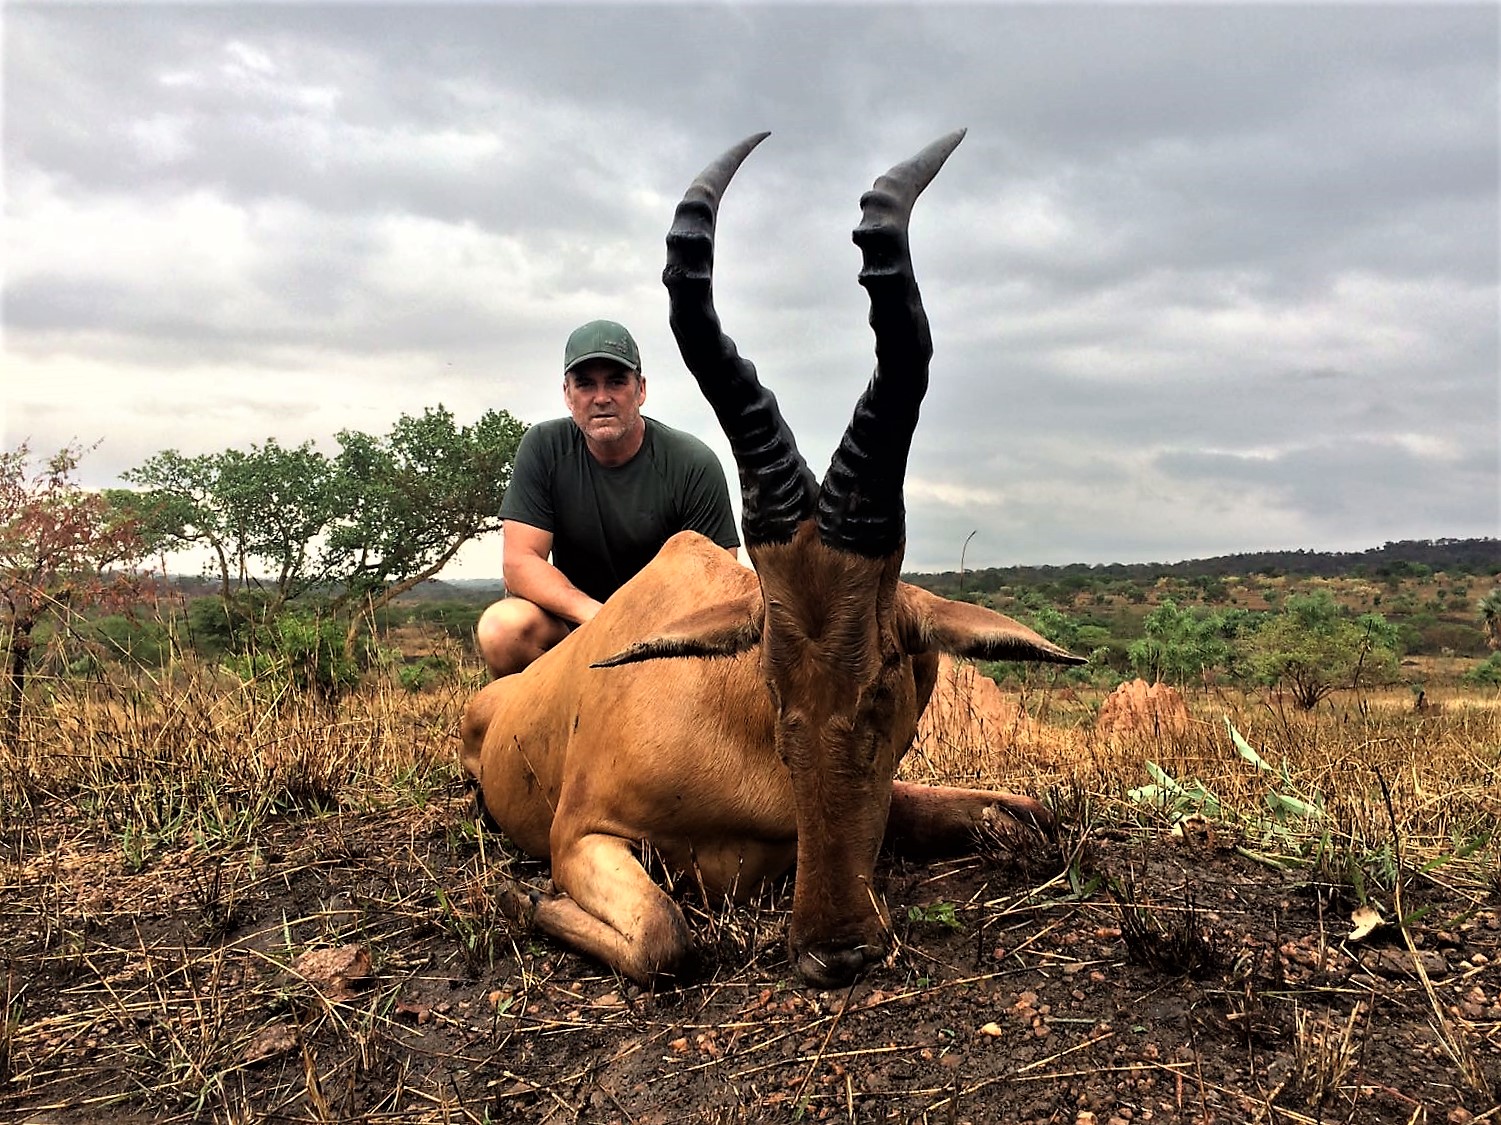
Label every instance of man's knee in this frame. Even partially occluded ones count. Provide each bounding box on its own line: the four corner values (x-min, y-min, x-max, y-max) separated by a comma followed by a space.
476, 599, 568, 678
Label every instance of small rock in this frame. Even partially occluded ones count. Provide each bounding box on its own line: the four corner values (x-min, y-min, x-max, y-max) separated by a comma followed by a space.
393, 1000, 430, 1024
291, 944, 371, 1003
242, 1022, 297, 1066
978, 1022, 1003, 1037
1359, 948, 1450, 980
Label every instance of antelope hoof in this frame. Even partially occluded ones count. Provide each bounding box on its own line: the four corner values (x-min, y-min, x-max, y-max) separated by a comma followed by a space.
983, 796, 1057, 842
495, 882, 541, 929
795, 941, 884, 989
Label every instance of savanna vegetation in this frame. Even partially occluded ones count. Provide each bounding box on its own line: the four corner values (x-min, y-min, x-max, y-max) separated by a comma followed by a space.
2, 440, 1498, 1122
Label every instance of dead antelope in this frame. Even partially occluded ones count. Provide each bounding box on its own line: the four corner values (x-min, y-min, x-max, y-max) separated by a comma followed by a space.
461, 131, 1084, 987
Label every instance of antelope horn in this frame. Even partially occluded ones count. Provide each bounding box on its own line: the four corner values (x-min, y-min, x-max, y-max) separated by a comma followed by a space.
664, 132, 818, 547
817, 129, 967, 557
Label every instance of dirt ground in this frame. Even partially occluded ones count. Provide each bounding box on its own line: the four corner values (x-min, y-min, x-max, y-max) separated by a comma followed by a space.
3, 787, 1497, 1124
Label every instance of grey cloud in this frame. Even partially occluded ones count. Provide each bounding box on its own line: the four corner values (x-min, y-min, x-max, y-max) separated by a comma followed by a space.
1155, 439, 1498, 538
5, 3, 1496, 572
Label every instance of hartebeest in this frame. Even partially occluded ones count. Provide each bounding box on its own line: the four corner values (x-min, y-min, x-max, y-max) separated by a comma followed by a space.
461, 131, 1085, 988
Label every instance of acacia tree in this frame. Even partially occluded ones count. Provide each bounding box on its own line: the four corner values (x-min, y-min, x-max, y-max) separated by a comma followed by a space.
1, 443, 149, 741
323, 406, 525, 654
119, 438, 340, 619
1245, 592, 1400, 709
1127, 600, 1250, 686
119, 406, 525, 673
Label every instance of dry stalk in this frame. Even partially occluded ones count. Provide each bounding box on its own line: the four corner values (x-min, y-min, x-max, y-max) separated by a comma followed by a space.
1376, 767, 1495, 1103
1289, 1002, 1365, 1110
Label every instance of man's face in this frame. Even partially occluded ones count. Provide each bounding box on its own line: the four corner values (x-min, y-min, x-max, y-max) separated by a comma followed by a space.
564, 360, 647, 448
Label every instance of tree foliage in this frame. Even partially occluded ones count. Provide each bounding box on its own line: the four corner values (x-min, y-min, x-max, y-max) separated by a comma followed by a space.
1, 442, 150, 739
116, 406, 525, 686
1127, 600, 1251, 686
116, 438, 340, 615
1478, 588, 1501, 652
1245, 592, 1399, 709
322, 406, 526, 645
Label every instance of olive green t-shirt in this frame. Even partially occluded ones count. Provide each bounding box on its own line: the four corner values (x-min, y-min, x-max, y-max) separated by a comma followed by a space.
499, 417, 740, 602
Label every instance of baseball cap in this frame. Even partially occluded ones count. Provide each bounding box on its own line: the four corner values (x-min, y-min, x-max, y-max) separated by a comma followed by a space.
564, 320, 641, 374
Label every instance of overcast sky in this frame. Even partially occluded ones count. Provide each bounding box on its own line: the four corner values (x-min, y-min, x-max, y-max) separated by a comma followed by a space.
5, 2, 1497, 578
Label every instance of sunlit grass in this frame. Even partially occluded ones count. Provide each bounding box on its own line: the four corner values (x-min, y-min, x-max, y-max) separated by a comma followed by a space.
911, 673, 1501, 898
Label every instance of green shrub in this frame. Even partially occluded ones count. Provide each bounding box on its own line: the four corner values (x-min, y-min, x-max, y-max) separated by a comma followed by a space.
397, 653, 457, 693
224, 610, 371, 704
86, 614, 175, 668
1461, 653, 1501, 687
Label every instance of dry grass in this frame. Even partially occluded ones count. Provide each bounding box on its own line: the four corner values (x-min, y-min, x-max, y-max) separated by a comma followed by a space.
913, 679, 1500, 880
1, 657, 1497, 1122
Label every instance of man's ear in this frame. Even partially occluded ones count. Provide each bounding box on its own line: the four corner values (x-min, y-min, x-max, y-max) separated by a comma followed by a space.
896, 582, 1085, 666
593, 594, 762, 667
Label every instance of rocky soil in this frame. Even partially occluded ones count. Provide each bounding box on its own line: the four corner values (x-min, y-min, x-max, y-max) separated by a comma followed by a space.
3, 792, 1497, 1124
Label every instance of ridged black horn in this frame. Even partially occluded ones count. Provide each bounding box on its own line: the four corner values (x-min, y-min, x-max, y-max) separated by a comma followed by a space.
664, 132, 818, 547
816, 129, 967, 557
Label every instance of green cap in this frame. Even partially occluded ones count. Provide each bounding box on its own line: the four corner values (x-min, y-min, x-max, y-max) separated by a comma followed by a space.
564, 320, 641, 374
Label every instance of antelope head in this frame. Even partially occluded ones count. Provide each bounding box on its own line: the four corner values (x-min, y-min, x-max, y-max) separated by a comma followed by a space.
600, 132, 1082, 986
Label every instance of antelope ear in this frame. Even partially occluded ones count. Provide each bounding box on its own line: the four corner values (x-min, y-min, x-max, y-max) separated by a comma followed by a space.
897, 582, 1086, 666
592, 595, 764, 667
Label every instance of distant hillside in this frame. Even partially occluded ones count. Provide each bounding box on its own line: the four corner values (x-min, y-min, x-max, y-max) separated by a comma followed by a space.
397, 577, 506, 601
153, 575, 506, 602
155, 537, 1496, 604
906, 537, 1500, 596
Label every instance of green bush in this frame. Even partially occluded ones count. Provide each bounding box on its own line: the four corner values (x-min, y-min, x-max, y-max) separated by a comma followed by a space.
1243, 594, 1400, 708
1127, 601, 1233, 686
1408, 621, 1487, 657
85, 614, 175, 668
184, 592, 270, 657
396, 653, 457, 693
1461, 653, 1501, 687
224, 609, 371, 703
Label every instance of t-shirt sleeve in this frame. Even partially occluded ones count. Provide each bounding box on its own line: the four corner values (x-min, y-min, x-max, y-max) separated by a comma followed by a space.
498, 426, 555, 531
680, 445, 741, 549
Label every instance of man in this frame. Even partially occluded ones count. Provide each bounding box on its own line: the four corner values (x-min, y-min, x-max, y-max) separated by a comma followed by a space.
475, 319, 740, 678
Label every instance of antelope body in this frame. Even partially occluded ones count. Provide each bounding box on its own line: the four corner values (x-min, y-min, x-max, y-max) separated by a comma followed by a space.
461, 132, 1084, 987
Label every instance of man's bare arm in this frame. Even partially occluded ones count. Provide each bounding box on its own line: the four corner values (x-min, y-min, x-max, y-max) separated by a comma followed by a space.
501, 521, 604, 625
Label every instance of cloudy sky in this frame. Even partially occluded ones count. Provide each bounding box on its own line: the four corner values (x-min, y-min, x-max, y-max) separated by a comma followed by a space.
5, 3, 1497, 578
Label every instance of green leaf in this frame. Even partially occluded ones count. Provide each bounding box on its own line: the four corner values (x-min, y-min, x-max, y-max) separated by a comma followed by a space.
1266, 791, 1322, 820
1225, 717, 1273, 771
